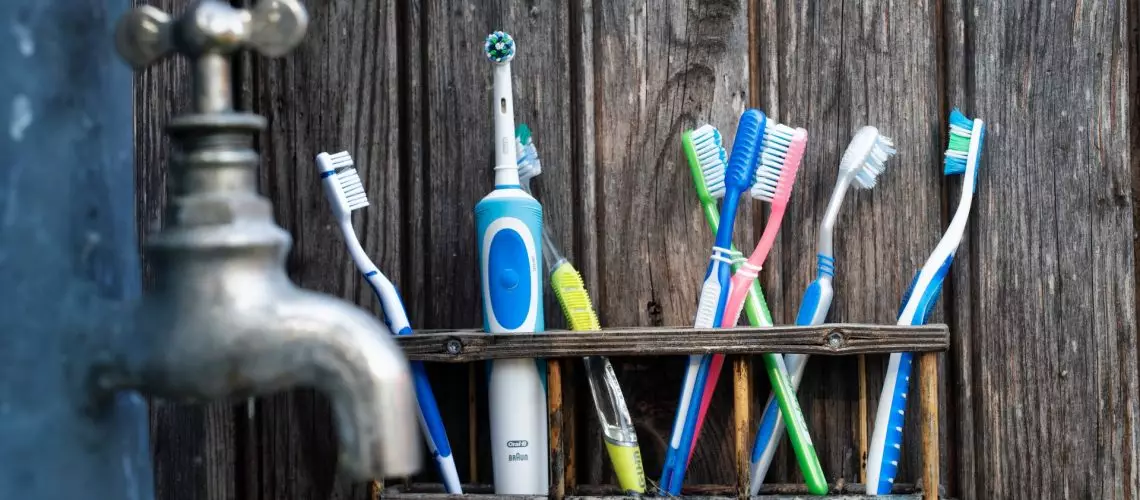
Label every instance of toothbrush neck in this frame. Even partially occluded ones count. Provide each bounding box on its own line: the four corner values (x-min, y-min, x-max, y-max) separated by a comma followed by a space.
494, 164, 521, 186
492, 63, 516, 168
713, 193, 744, 247
747, 202, 787, 268
817, 174, 854, 259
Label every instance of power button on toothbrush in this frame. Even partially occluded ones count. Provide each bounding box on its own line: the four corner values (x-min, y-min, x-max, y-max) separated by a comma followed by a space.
499, 269, 520, 290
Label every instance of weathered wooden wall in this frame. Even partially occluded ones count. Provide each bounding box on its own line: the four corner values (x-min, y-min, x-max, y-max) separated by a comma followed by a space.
132, 0, 1138, 499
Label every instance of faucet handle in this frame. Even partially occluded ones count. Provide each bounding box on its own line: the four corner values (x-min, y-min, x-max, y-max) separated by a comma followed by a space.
115, 0, 309, 69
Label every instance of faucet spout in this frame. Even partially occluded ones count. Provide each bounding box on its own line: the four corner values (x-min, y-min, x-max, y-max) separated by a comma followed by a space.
117, 273, 421, 480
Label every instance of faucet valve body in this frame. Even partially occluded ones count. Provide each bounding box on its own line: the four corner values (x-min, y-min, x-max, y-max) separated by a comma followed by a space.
109, 0, 422, 481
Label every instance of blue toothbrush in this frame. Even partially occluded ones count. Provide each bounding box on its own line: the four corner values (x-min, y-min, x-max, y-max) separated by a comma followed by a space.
866, 109, 984, 494
475, 31, 549, 495
659, 110, 765, 495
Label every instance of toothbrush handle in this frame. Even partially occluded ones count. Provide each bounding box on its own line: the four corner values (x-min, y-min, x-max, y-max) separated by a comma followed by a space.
749, 272, 833, 495
659, 256, 729, 494
475, 192, 549, 495
867, 258, 952, 495
550, 261, 646, 493
410, 361, 463, 493
346, 228, 463, 493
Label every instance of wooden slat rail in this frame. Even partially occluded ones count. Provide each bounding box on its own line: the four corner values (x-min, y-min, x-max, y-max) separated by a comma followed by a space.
396, 324, 948, 362
382, 481, 946, 499
386, 327, 948, 500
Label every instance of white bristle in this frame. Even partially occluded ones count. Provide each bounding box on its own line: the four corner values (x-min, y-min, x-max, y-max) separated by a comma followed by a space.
326, 151, 354, 170
750, 124, 798, 202
337, 168, 370, 211
327, 151, 369, 211
690, 125, 726, 198
516, 140, 542, 182
840, 127, 896, 190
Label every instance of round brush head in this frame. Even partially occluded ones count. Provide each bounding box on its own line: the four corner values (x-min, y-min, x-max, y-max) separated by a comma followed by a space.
484, 31, 515, 63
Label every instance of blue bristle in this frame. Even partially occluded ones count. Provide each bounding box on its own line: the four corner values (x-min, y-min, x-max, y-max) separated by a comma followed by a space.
724, 109, 766, 190
943, 108, 975, 176
949, 108, 972, 129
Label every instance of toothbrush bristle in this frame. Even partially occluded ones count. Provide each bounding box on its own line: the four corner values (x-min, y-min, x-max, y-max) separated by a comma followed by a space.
515, 126, 542, 183
329, 152, 369, 211
325, 151, 354, 171
484, 31, 515, 63
690, 124, 727, 198
338, 169, 369, 211
750, 124, 807, 204
854, 134, 896, 190
516, 141, 542, 182
944, 108, 975, 175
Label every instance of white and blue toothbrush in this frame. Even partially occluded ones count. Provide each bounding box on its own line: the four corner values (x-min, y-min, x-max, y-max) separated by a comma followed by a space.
475, 31, 549, 495
748, 126, 896, 494
866, 109, 985, 494
315, 151, 462, 493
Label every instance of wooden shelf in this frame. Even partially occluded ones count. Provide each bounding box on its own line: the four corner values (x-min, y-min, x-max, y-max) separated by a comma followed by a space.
380, 482, 950, 499
397, 323, 949, 362
388, 325, 948, 499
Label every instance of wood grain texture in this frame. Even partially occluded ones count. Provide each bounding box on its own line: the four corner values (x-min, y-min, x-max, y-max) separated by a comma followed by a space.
132, 0, 240, 498
964, 0, 1139, 498
940, 0, 974, 497
590, 0, 750, 484
397, 324, 949, 361
754, 0, 947, 487
733, 357, 751, 498
246, 0, 403, 497
918, 353, 938, 500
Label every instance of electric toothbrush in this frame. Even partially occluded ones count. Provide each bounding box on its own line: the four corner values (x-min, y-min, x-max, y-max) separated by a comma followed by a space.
475, 31, 549, 495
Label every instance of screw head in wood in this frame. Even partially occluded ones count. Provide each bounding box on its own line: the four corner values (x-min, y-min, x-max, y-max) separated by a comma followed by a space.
827, 332, 844, 349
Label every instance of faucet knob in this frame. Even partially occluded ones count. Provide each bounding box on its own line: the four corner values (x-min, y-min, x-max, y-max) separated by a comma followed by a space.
114, 0, 308, 69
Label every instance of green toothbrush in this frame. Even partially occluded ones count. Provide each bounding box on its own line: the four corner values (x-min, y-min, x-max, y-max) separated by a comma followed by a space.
682, 124, 827, 494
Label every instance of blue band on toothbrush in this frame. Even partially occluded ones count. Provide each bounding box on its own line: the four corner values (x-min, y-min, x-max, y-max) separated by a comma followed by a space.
495, 183, 521, 189
320, 170, 335, 178
817, 254, 835, 278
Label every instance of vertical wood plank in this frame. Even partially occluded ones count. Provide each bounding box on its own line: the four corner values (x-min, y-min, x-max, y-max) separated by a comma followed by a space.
733, 357, 751, 498
591, 0, 750, 485
755, 0, 946, 485
549, 361, 567, 499
247, 0, 403, 497
919, 353, 938, 500
856, 354, 868, 483
940, 0, 975, 497
133, 0, 239, 498
964, 0, 1138, 498
416, 0, 576, 484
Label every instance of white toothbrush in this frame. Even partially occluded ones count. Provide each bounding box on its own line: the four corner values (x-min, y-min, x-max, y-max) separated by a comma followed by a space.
315, 151, 462, 493
749, 126, 896, 494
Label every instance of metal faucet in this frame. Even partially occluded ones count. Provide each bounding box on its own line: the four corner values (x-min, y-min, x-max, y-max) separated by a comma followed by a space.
94, 0, 421, 480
